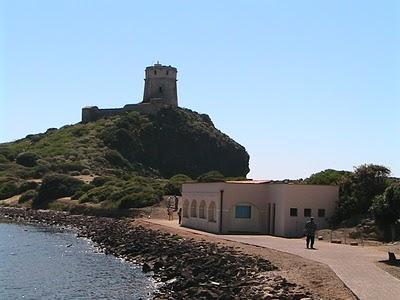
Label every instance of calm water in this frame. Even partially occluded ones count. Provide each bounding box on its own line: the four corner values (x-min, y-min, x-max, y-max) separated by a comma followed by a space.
0, 221, 157, 300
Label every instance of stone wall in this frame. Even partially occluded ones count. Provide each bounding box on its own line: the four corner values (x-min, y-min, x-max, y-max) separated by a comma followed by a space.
81, 102, 168, 123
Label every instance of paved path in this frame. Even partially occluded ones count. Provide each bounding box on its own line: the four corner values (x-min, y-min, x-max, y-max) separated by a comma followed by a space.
145, 219, 400, 300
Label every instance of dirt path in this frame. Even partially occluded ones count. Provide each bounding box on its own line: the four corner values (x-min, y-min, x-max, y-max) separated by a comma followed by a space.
137, 218, 356, 300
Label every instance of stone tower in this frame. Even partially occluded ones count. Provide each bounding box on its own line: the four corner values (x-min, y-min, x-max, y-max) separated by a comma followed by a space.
143, 62, 178, 106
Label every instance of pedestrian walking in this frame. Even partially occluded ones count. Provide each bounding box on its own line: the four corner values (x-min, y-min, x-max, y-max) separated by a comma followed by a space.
305, 217, 317, 249
177, 208, 182, 224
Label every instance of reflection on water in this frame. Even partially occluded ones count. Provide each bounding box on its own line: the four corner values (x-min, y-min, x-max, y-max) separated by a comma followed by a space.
0, 222, 157, 299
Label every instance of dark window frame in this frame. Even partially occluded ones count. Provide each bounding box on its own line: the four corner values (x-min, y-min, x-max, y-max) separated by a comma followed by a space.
304, 208, 312, 217
318, 209, 326, 218
290, 208, 298, 217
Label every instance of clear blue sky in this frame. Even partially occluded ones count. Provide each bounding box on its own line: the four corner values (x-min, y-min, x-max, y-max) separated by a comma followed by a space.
1, 1, 399, 179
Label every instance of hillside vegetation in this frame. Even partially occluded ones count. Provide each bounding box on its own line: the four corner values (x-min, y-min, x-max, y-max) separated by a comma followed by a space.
0, 107, 249, 210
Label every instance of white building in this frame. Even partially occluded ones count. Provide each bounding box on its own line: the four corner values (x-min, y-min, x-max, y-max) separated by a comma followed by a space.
180, 181, 338, 237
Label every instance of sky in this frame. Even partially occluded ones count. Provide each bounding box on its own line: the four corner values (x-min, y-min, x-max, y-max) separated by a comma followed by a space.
1, 1, 399, 180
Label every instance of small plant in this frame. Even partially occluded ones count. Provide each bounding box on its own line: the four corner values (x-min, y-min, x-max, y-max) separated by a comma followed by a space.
19, 190, 38, 203
33, 174, 84, 207
0, 181, 19, 200
16, 152, 40, 167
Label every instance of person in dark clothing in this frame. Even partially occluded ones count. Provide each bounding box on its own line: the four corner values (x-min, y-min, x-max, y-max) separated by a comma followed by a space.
177, 208, 182, 225
305, 217, 317, 249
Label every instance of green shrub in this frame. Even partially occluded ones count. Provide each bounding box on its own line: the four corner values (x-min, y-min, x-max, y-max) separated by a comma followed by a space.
19, 190, 38, 203
118, 191, 159, 209
164, 174, 192, 195
197, 170, 225, 183
92, 176, 114, 187
18, 181, 39, 193
53, 162, 86, 172
0, 154, 8, 163
81, 169, 91, 175
104, 149, 132, 169
70, 171, 81, 176
33, 174, 84, 207
29, 165, 50, 179
0, 181, 19, 200
16, 152, 40, 167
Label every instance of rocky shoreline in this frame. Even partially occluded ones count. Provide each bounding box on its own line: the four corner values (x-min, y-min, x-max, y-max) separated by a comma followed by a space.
0, 207, 312, 299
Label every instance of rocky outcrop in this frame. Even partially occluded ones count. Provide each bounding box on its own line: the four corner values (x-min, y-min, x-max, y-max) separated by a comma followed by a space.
0, 207, 311, 299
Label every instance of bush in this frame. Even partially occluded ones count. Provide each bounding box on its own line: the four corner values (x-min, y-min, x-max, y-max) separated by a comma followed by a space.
92, 176, 114, 187
18, 181, 39, 193
34, 174, 84, 207
81, 169, 91, 175
29, 165, 50, 179
16, 152, 40, 167
164, 174, 193, 196
0, 154, 8, 163
0, 182, 19, 200
118, 192, 159, 209
104, 149, 132, 169
70, 171, 81, 176
53, 162, 86, 173
197, 170, 225, 183
19, 190, 38, 203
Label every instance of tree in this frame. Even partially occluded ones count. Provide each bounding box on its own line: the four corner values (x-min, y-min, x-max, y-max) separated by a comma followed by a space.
370, 183, 400, 241
305, 169, 350, 185
332, 164, 391, 224
352, 164, 390, 212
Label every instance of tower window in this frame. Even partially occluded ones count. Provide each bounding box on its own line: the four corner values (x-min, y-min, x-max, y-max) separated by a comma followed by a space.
159, 86, 163, 93
154, 70, 157, 75
166, 70, 169, 75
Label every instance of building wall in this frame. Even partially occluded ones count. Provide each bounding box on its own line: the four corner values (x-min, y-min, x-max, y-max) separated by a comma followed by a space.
221, 184, 268, 234
181, 183, 223, 234
181, 182, 339, 237
276, 184, 339, 237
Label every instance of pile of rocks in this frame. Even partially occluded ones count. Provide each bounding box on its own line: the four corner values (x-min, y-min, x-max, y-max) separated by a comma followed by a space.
0, 207, 312, 299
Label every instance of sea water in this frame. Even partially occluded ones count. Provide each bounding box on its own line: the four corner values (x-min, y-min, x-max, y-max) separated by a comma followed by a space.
0, 221, 157, 299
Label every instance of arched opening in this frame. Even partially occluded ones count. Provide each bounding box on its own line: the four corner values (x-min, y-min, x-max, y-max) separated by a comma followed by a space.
199, 200, 206, 219
190, 200, 197, 217
208, 201, 216, 222
183, 199, 189, 218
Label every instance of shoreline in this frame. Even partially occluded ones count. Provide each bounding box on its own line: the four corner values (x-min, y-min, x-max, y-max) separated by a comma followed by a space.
0, 207, 312, 299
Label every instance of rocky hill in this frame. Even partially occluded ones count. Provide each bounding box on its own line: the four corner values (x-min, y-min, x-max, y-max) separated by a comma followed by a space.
0, 107, 249, 179
0, 107, 249, 210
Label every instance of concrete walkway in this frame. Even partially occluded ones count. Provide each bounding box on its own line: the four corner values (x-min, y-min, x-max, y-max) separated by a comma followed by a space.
145, 219, 400, 300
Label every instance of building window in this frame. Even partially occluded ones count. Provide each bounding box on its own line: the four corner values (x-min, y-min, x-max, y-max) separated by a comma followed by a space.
154, 70, 157, 75
208, 201, 216, 222
166, 70, 169, 75
182, 199, 189, 218
235, 205, 251, 218
318, 209, 326, 218
290, 208, 298, 217
190, 200, 197, 217
199, 200, 206, 219
159, 86, 163, 93
304, 208, 312, 217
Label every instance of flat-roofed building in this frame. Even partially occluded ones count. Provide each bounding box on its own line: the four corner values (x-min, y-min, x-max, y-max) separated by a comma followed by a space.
180, 181, 338, 237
